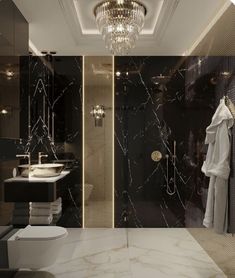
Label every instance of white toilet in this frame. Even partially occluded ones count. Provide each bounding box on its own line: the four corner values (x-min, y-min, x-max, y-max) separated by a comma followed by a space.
85, 183, 94, 205
7, 225, 68, 269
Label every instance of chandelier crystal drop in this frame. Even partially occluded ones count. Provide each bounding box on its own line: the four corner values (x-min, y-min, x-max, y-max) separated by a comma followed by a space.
94, 0, 147, 55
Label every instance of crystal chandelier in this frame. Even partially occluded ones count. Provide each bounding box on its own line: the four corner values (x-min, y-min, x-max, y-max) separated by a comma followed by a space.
94, 0, 147, 55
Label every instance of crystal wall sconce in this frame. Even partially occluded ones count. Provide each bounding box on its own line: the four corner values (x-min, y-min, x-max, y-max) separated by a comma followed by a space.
90, 105, 106, 127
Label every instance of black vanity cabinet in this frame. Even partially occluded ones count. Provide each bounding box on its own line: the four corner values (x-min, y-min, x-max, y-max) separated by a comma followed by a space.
3, 168, 80, 203
3, 168, 82, 227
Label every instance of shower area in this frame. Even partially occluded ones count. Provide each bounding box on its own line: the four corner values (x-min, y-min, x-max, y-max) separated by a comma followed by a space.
82, 56, 217, 228
114, 56, 214, 228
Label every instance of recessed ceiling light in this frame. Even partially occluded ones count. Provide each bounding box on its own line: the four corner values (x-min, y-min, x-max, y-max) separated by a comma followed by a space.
231, 0, 235, 4
116, 71, 121, 77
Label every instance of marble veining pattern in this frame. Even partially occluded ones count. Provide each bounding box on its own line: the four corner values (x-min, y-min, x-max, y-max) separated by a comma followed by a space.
39, 228, 226, 278
19, 56, 83, 227
25, 56, 83, 158
115, 56, 216, 227
189, 228, 235, 277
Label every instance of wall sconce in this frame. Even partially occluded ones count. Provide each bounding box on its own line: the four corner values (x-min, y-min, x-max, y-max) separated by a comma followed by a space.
220, 71, 231, 78
0, 106, 12, 116
5, 70, 14, 78
0, 69, 15, 80
90, 105, 106, 127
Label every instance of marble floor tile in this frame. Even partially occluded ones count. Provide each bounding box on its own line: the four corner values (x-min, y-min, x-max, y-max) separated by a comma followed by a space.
127, 229, 226, 278
44, 228, 131, 278
14, 228, 227, 278
188, 228, 235, 278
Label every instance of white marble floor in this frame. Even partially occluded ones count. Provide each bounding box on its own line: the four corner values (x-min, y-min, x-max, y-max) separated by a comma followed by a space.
14, 229, 227, 278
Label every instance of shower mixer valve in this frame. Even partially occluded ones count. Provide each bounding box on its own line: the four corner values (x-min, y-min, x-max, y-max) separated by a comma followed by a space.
151, 151, 162, 162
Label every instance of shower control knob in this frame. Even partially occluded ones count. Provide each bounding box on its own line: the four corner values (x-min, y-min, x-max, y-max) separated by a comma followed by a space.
151, 151, 162, 162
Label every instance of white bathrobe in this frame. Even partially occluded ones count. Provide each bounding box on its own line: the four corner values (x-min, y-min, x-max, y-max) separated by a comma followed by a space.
202, 98, 234, 234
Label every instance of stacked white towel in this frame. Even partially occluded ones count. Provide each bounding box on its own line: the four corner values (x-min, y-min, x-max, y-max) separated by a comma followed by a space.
30, 208, 51, 216
30, 202, 51, 208
29, 202, 52, 225
51, 198, 62, 215
29, 215, 53, 225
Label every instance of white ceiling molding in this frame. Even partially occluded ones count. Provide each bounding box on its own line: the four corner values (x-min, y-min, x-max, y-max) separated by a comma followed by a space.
184, 0, 232, 55
58, 0, 83, 44
58, 0, 178, 44
29, 39, 41, 56
13, 0, 230, 55
151, 0, 180, 42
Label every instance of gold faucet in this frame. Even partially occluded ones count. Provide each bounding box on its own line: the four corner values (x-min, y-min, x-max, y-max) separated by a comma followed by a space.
38, 152, 48, 164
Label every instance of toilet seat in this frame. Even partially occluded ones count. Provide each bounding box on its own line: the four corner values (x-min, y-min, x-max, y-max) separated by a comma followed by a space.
15, 225, 68, 241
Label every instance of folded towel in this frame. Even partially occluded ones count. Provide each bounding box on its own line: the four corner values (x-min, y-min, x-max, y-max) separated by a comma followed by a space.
30, 202, 51, 206
51, 202, 62, 206
52, 198, 62, 205
30, 203, 51, 209
52, 206, 62, 215
51, 204, 62, 208
13, 208, 30, 216
30, 208, 52, 216
29, 215, 53, 225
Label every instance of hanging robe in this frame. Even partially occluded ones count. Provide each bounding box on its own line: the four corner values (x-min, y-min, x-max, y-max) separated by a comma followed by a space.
202, 98, 234, 234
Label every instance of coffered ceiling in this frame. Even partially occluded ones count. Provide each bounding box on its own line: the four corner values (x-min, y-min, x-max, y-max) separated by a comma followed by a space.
13, 0, 232, 55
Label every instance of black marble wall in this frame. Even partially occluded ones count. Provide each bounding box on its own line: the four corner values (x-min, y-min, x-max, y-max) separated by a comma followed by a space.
2, 54, 233, 229
0, 55, 83, 227
114, 56, 216, 228
23, 56, 83, 227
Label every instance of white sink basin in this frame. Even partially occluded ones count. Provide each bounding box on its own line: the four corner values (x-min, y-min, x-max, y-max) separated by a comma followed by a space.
18, 163, 64, 178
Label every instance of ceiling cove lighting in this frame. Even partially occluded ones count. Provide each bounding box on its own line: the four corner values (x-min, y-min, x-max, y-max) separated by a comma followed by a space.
94, 0, 147, 55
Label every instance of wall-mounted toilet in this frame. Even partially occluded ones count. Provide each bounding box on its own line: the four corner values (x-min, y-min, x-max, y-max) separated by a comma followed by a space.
85, 183, 94, 205
0, 225, 67, 270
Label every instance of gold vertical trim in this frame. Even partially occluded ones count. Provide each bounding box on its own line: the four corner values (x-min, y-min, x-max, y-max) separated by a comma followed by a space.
82, 56, 85, 229
112, 55, 115, 229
